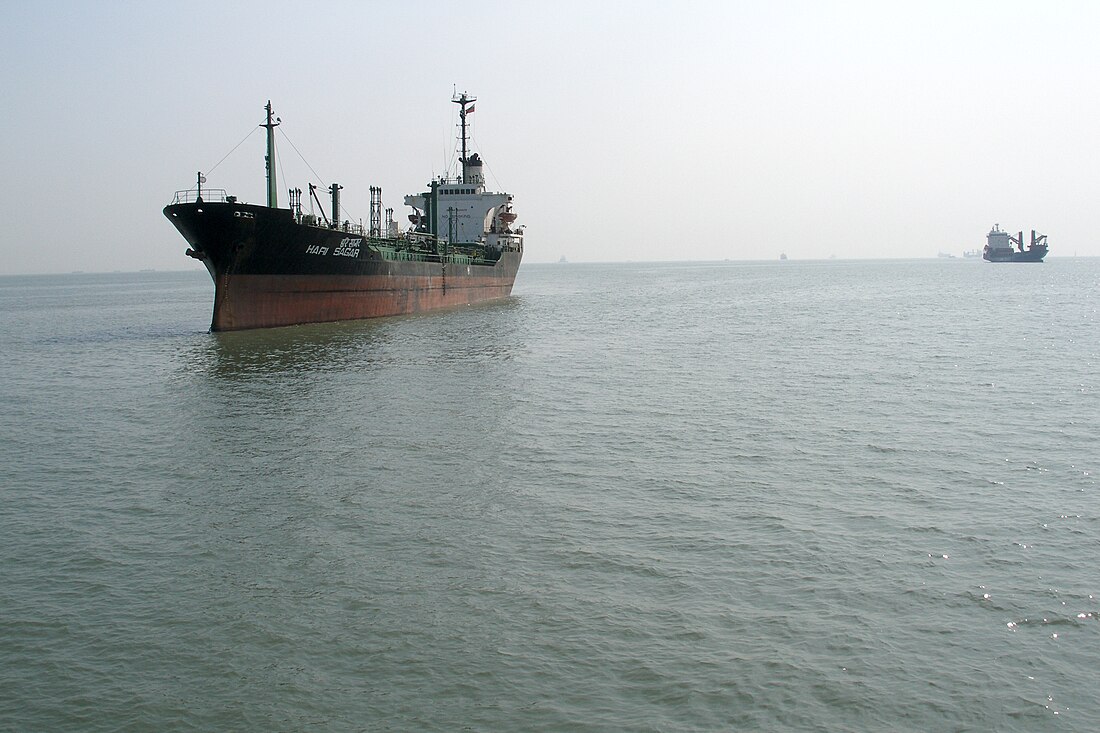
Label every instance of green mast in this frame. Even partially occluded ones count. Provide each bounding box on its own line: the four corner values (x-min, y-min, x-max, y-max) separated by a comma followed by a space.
261, 101, 280, 208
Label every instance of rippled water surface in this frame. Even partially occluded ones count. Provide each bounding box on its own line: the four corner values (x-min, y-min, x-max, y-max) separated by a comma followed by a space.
2, 259, 1098, 731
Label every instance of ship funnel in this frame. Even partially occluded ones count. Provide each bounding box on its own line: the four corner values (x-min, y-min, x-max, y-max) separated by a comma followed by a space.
465, 153, 485, 186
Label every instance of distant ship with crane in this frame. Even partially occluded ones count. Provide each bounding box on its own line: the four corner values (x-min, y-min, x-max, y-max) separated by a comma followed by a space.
983, 225, 1048, 262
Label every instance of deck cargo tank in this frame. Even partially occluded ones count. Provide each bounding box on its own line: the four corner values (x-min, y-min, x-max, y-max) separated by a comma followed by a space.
164, 93, 523, 331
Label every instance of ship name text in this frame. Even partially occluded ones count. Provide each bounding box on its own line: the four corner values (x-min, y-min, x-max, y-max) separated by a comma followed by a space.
333, 237, 362, 257
306, 237, 361, 257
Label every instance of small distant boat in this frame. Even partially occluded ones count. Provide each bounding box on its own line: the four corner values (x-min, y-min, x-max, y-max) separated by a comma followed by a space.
558, 255, 568, 263
937, 251, 956, 259
983, 225, 1048, 262
779, 253, 788, 260
962, 249, 980, 259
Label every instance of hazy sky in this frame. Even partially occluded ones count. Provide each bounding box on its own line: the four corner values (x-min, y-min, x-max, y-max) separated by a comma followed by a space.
1, 1, 1097, 274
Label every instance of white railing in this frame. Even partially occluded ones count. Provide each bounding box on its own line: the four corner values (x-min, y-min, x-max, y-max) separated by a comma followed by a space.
169, 189, 229, 205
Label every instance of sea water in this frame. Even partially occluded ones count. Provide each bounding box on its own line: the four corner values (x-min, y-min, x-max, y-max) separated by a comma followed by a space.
1, 259, 1097, 731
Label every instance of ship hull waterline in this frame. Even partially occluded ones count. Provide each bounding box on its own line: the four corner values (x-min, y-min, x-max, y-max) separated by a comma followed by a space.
983, 249, 1047, 263
165, 201, 522, 331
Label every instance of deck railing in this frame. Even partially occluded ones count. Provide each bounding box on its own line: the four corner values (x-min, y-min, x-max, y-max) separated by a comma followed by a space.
169, 189, 229, 205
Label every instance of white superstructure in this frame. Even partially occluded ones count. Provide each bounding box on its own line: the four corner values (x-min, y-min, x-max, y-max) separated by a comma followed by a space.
403, 92, 522, 251
986, 224, 1014, 255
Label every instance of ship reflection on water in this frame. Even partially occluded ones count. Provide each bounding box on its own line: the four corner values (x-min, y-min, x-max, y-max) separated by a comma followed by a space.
210, 322, 389, 380
177, 294, 525, 383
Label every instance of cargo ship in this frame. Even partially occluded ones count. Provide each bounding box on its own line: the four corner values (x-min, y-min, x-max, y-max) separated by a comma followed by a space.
983, 225, 1047, 262
164, 93, 523, 331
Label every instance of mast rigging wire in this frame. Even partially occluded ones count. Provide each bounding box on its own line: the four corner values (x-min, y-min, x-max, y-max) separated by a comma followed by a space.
194, 112, 365, 224
205, 124, 261, 177
469, 133, 506, 192
277, 126, 328, 187
277, 125, 360, 223
274, 134, 287, 206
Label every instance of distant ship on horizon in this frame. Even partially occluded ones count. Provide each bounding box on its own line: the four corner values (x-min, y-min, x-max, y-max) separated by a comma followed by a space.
983, 225, 1047, 262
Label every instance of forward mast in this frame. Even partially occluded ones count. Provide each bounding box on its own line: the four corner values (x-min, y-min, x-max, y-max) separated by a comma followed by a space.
261, 100, 280, 208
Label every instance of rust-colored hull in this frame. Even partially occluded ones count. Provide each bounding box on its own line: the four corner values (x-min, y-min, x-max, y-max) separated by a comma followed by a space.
208, 258, 521, 331
165, 201, 522, 331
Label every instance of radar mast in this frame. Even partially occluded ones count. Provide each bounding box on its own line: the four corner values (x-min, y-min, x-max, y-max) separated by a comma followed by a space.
452, 92, 477, 184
